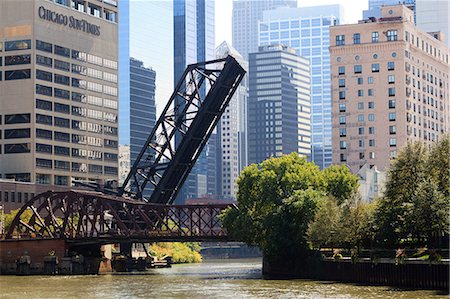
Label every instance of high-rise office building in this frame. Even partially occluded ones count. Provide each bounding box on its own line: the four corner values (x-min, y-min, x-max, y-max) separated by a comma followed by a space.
330, 5, 449, 173
232, 0, 297, 61
174, 0, 216, 203
216, 41, 248, 199
259, 5, 343, 168
416, 0, 449, 47
363, 0, 416, 20
248, 45, 311, 165
0, 0, 119, 186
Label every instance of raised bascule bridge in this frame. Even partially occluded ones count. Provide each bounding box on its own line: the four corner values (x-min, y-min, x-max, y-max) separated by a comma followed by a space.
0, 55, 246, 274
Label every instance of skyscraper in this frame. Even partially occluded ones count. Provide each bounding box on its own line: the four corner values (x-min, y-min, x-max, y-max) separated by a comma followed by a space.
248, 45, 311, 165
416, 0, 450, 47
232, 0, 297, 60
0, 0, 119, 186
174, 0, 216, 203
363, 0, 416, 20
330, 4, 449, 173
216, 41, 248, 199
259, 5, 343, 169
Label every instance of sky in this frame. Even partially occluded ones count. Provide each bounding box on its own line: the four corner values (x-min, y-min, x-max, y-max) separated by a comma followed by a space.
215, 0, 369, 46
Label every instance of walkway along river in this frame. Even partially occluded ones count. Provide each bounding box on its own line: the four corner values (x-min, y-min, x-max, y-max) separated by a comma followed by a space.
0, 259, 446, 298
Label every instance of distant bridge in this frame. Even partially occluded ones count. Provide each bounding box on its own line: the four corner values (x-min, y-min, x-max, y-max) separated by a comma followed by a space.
5, 191, 234, 245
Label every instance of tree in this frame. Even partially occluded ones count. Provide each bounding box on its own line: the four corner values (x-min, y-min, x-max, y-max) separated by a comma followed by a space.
427, 134, 450, 198
306, 197, 341, 249
221, 153, 359, 258
322, 165, 359, 205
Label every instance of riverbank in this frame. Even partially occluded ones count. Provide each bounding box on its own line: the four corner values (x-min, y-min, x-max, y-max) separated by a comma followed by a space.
0, 259, 446, 298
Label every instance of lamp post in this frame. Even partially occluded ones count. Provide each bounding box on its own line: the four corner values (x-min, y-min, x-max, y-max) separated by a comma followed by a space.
0, 205, 4, 236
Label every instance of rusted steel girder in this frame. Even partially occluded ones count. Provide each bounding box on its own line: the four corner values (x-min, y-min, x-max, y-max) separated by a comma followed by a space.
5, 191, 234, 244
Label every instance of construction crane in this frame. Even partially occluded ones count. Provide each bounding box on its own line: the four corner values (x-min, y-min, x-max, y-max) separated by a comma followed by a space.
118, 55, 246, 204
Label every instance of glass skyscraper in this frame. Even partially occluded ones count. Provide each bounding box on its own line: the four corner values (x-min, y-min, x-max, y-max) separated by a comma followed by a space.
363, 0, 416, 20
174, 0, 216, 203
259, 5, 343, 169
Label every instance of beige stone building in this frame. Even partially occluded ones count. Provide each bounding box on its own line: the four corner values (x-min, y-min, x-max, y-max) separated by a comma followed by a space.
0, 0, 119, 186
330, 5, 449, 173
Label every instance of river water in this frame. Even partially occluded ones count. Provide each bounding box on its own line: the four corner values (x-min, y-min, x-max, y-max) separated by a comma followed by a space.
0, 259, 446, 298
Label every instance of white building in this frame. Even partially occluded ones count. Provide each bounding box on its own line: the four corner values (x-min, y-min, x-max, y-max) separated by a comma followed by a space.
118, 144, 130, 186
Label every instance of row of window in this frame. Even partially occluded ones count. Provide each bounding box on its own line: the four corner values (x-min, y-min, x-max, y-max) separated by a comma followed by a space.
36, 157, 118, 174
49, 0, 117, 22
338, 100, 396, 112
339, 126, 396, 138
36, 99, 117, 122
337, 62, 395, 75
36, 143, 117, 160
339, 138, 397, 150
259, 17, 334, 31
335, 30, 397, 46
36, 80, 117, 97
338, 88, 396, 99
0, 190, 34, 203
35, 128, 117, 146
338, 112, 397, 124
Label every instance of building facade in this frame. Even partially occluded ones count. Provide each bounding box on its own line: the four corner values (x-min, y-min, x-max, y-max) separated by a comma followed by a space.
0, 0, 119, 186
416, 0, 449, 47
259, 5, 343, 168
363, 0, 416, 20
174, 0, 217, 203
232, 0, 297, 61
330, 5, 449, 173
215, 41, 248, 199
248, 45, 311, 165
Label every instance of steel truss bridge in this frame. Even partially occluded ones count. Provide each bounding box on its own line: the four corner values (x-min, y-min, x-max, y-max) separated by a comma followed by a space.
4, 55, 246, 245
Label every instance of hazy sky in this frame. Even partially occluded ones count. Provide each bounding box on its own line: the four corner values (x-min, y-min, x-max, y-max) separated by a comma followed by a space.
215, 0, 369, 46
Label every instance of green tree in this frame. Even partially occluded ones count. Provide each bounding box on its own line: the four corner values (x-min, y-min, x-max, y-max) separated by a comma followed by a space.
306, 197, 341, 249
427, 134, 450, 198
322, 165, 359, 205
221, 153, 359, 258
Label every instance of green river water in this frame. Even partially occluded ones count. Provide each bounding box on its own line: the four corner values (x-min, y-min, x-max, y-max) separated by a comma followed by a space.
0, 259, 447, 298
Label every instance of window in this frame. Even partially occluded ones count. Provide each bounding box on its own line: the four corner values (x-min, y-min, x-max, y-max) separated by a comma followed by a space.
368, 102, 375, 109
5, 69, 31, 80
357, 77, 363, 85
5, 54, 31, 65
338, 66, 345, 75
54, 160, 70, 170
36, 69, 53, 82
4, 143, 31, 154
55, 88, 70, 99
339, 116, 346, 124
54, 59, 70, 72
388, 88, 395, 96
339, 103, 346, 112
368, 114, 375, 121
389, 138, 397, 146
338, 79, 345, 87
339, 128, 347, 137
36, 129, 52, 140
388, 61, 395, 70
89, 4, 101, 17
359, 140, 364, 147
36, 84, 52, 96
36, 40, 53, 53
54, 45, 70, 57
369, 152, 375, 159
388, 100, 396, 108
369, 139, 375, 147
387, 30, 398, 41
357, 114, 364, 122
358, 90, 364, 97
340, 140, 347, 149
55, 103, 70, 114
339, 91, 346, 100
354, 65, 362, 74
36, 114, 52, 125
54, 131, 70, 142
372, 32, 379, 43
5, 39, 31, 51
54, 74, 70, 86
371, 63, 380, 72
36, 55, 52, 67
36, 143, 52, 154
368, 77, 374, 84
5, 128, 30, 139
72, 63, 87, 75
104, 9, 116, 22
358, 102, 364, 110
36, 158, 52, 168
36, 174, 50, 185
353, 33, 360, 44
54, 145, 70, 156
368, 89, 374, 96
54, 175, 68, 186
369, 127, 375, 134
389, 112, 396, 121
336, 35, 345, 46
89, 164, 103, 174
72, 0, 85, 12
388, 75, 395, 84
36, 99, 52, 111
340, 154, 347, 162
54, 117, 70, 128
5, 113, 30, 124
358, 127, 365, 135
390, 151, 397, 158
389, 125, 396, 134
